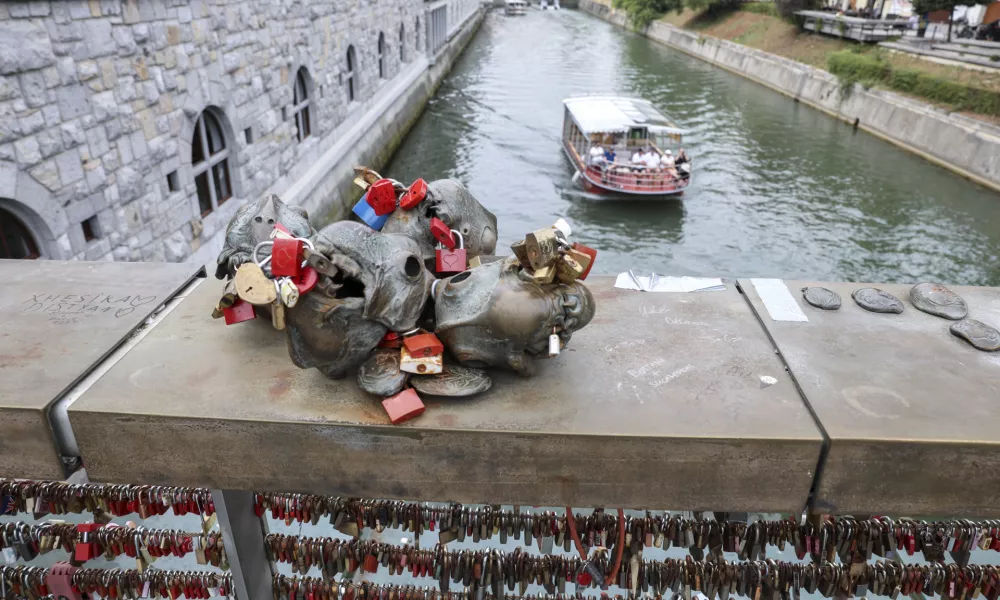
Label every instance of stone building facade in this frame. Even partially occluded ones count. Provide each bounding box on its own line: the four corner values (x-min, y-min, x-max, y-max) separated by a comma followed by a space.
0, 0, 481, 264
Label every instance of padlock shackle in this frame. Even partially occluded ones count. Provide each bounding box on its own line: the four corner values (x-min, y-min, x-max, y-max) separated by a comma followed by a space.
450, 229, 464, 249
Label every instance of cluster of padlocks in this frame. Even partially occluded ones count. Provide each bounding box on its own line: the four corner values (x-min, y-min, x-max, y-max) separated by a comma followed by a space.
0, 480, 230, 600
6, 478, 1000, 600
208, 169, 598, 425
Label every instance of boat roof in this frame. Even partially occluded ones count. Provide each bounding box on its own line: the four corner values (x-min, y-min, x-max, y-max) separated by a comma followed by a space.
562, 95, 684, 135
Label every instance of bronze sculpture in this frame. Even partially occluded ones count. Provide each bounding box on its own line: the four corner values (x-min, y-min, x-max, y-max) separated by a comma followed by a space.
214, 171, 597, 416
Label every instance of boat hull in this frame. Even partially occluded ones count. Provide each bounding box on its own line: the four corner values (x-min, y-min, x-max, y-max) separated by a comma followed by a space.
562, 142, 688, 197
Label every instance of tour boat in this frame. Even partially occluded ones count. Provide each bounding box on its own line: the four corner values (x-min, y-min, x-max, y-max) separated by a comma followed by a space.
562, 96, 691, 196
505, 0, 528, 14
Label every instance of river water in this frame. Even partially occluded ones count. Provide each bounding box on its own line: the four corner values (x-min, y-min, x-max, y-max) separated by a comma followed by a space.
386, 8, 1000, 286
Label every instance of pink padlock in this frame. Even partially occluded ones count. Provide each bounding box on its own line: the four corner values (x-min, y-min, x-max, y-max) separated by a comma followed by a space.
46, 561, 83, 600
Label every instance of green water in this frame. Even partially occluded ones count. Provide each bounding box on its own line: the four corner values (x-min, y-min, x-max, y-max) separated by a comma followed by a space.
386, 8, 1000, 285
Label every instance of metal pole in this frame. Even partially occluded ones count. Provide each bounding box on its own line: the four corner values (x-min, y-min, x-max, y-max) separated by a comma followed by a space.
212, 490, 271, 600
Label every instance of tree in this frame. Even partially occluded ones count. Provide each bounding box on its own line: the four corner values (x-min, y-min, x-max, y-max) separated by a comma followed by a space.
613, 0, 684, 29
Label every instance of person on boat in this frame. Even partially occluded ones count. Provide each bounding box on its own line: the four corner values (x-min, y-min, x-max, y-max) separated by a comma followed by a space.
630, 148, 644, 167
604, 147, 616, 164
588, 145, 606, 168
675, 148, 690, 180
642, 148, 660, 170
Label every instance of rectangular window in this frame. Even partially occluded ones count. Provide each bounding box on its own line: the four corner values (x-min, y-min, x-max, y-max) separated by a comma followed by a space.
196, 172, 212, 216
244, 127, 253, 144
166, 170, 180, 192
212, 162, 232, 205
81, 216, 101, 242
191, 121, 205, 164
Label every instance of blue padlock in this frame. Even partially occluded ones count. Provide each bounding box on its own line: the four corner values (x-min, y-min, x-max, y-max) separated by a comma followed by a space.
352, 193, 389, 230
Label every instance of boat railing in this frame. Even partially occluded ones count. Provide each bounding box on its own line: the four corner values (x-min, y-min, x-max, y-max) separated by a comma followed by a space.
586, 161, 690, 193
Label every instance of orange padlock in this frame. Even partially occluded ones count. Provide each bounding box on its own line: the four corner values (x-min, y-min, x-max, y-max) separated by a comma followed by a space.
403, 332, 444, 357
400, 178, 428, 210
379, 331, 404, 349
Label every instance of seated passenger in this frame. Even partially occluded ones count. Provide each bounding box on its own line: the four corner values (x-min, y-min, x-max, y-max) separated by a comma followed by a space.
589, 145, 605, 167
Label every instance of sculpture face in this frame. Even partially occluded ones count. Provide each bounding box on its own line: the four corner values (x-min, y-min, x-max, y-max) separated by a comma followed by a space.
285, 294, 386, 379
381, 179, 498, 260
312, 221, 434, 332
215, 194, 313, 279
433, 258, 595, 374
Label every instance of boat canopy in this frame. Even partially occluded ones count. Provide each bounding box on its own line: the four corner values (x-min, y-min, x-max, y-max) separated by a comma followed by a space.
562, 96, 684, 136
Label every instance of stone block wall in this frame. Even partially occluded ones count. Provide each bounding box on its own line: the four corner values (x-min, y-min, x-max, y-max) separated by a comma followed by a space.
0, 0, 428, 263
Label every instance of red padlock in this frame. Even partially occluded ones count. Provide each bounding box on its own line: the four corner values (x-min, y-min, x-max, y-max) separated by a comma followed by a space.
379, 331, 403, 349
571, 242, 598, 280
271, 237, 303, 278
364, 553, 379, 573
400, 178, 428, 210
429, 217, 455, 250
292, 266, 318, 294
382, 388, 425, 425
365, 179, 397, 216
75, 523, 101, 562
403, 332, 444, 358
46, 562, 82, 600
435, 230, 466, 274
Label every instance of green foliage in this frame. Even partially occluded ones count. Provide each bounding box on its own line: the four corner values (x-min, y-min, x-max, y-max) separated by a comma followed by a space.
613, 0, 683, 29
740, 2, 779, 16
827, 49, 1000, 116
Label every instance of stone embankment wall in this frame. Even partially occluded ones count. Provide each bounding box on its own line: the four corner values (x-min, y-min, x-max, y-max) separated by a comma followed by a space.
580, 0, 1000, 193
0, 0, 483, 266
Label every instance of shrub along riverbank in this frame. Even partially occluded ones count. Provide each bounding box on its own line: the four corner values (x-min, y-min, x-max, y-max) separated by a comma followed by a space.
606, 0, 1000, 120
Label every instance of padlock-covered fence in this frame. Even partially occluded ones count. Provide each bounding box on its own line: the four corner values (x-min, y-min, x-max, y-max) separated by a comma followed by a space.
7, 477, 1000, 600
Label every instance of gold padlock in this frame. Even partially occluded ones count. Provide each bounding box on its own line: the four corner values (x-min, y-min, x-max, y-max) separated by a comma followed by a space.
235, 263, 277, 305
271, 301, 286, 331
510, 240, 530, 269
211, 279, 239, 319
526, 264, 556, 284
468, 256, 483, 268
399, 346, 443, 375
524, 228, 560, 271
556, 254, 587, 284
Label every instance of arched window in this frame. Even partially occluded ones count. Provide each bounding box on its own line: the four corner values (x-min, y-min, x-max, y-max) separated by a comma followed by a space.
415, 17, 421, 53
345, 45, 356, 102
292, 68, 311, 142
0, 206, 40, 259
191, 109, 232, 217
377, 32, 386, 79
399, 23, 406, 63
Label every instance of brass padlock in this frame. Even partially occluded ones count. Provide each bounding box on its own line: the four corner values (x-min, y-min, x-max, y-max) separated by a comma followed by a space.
556, 254, 587, 284
526, 264, 555, 284
510, 240, 531, 269
524, 228, 560, 270
468, 256, 483, 268
211, 279, 240, 319
271, 301, 286, 331
235, 263, 277, 305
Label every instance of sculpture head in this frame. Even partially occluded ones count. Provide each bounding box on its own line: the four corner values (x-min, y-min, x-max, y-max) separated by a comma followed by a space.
310, 220, 433, 332
432, 258, 595, 375
381, 179, 498, 260
285, 294, 386, 379
215, 194, 313, 279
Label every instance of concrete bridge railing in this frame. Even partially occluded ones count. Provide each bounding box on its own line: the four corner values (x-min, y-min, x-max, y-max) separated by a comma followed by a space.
3, 259, 1000, 518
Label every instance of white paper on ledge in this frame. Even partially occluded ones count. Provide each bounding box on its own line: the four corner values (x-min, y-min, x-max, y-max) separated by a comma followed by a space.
750, 278, 809, 322
614, 273, 726, 293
